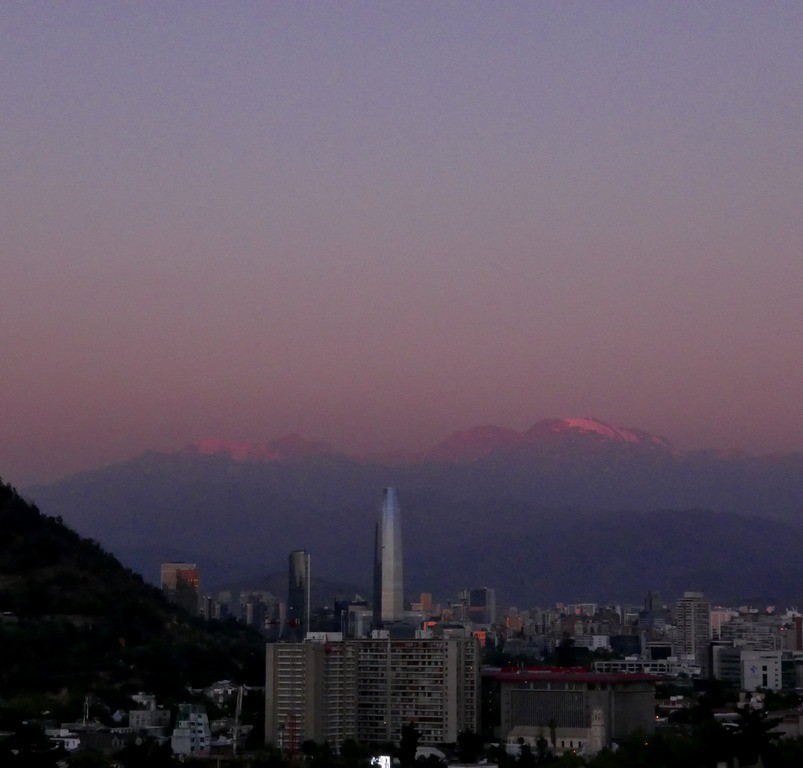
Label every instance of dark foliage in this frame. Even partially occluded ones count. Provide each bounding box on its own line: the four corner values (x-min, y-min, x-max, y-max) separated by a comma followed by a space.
399, 721, 420, 768
0, 480, 265, 719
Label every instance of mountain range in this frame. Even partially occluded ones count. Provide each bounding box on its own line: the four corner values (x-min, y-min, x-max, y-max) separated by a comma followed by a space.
22, 417, 803, 607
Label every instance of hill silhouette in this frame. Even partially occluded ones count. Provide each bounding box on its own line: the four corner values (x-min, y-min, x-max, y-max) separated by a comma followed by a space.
0, 479, 264, 722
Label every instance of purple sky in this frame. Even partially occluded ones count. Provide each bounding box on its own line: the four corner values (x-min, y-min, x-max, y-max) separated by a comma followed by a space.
2, 3, 801, 485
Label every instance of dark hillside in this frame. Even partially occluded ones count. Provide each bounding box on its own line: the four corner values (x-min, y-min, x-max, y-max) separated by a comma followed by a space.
0, 479, 264, 720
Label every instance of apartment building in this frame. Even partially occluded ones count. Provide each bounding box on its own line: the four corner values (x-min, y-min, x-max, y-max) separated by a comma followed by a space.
265, 632, 480, 749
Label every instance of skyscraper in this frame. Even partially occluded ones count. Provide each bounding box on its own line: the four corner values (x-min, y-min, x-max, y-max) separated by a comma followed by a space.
287, 549, 311, 639
468, 587, 497, 625
161, 562, 200, 615
373, 487, 404, 626
675, 591, 711, 671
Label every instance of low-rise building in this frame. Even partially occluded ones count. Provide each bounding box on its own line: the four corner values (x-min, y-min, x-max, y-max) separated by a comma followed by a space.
741, 650, 796, 692
171, 703, 211, 757
492, 669, 657, 757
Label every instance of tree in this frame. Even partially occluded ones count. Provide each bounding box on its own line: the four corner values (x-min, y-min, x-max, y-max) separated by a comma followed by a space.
535, 736, 549, 765
300, 740, 319, 761
67, 750, 113, 768
518, 743, 536, 768
340, 738, 371, 768
115, 739, 177, 768
733, 706, 781, 766
486, 743, 515, 768
399, 722, 420, 768
416, 756, 445, 768
554, 636, 577, 668
456, 730, 483, 763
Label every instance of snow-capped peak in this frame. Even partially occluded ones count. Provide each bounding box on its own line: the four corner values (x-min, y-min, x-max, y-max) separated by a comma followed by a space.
538, 417, 672, 448
557, 417, 641, 443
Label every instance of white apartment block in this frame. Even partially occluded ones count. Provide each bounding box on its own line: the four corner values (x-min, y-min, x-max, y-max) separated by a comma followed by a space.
171, 704, 211, 757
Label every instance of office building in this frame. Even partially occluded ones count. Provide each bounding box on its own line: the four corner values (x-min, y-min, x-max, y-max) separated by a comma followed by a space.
675, 591, 711, 670
741, 650, 798, 692
373, 487, 404, 626
719, 613, 785, 651
287, 550, 311, 640
457, 587, 496, 625
160, 562, 200, 615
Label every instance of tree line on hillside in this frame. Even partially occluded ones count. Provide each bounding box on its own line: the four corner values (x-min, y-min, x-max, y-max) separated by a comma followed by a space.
0, 479, 265, 723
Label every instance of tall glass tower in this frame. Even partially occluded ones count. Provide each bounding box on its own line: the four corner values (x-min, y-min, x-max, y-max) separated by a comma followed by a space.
373, 487, 404, 626
287, 549, 311, 640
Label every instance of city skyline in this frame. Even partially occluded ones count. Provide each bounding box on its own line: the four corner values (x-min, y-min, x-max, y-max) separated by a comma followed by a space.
2, 3, 801, 486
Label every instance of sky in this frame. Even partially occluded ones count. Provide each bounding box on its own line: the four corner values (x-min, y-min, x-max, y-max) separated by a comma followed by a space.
2, 2, 801, 486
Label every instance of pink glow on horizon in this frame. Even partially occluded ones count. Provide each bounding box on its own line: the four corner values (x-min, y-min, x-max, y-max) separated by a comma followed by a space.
0, 3, 801, 486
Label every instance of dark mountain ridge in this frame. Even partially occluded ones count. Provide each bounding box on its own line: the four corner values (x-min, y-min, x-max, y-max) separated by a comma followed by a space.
23, 418, 803, 607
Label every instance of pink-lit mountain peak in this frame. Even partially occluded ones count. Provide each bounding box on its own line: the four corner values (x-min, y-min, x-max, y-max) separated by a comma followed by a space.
183, 417, 672, 466
427, 417, 672, 463
186, 434, 336, 462
530, 417, 672, 448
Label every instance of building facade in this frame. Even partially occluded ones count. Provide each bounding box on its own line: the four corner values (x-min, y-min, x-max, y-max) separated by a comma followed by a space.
494, 670, 657, 756
373, 487, 404, 626
160, 562, 200, 615
355, 634, 480, 746
675, 591, 711, 670
171, 703, 211, 757
287, 549, 311, 639
265, 638, 359, 751
265, 633, 480, 749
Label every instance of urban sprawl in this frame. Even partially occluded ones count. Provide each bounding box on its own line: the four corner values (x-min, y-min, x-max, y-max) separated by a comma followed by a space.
53, 489, 803, 763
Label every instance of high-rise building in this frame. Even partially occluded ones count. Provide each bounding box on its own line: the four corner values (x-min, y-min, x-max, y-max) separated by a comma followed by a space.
161, 562, 200, 615
265, 639, 358, 751
373, 487, 404, 626
287, 550, 311, 640
355, 633, 480, 745
675, 591, 711, 670
264, 633, 480, 749
468, 587, 496, 625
